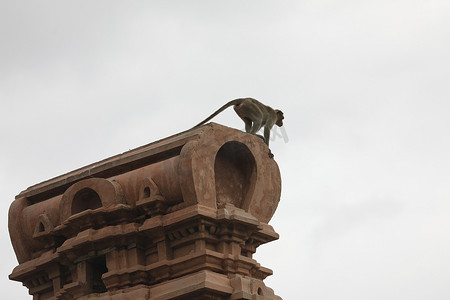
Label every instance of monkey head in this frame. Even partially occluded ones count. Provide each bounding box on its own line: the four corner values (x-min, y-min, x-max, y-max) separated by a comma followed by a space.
275, 110, 284, 127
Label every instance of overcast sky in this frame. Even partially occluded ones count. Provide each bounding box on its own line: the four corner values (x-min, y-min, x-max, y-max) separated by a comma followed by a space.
1, 1, 450, 299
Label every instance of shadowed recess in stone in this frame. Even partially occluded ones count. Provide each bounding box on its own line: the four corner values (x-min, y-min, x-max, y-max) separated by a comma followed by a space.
214, 141, 256, 209
71, 188, 102, 215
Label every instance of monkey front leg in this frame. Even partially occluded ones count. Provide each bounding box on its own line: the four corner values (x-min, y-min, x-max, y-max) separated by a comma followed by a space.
263, 126, 271, 147
264, 126, 274, 158
255, 134, 266, 143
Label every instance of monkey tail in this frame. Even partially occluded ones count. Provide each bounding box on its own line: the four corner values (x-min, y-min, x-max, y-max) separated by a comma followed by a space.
192, 99, 243, 129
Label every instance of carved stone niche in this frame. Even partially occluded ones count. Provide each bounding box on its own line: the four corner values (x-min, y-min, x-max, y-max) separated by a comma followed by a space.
9, 123, 282, 300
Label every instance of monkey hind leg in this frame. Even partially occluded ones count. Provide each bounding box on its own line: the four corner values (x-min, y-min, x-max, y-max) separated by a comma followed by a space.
250, 121, 262, 135
244, 119, 252, 133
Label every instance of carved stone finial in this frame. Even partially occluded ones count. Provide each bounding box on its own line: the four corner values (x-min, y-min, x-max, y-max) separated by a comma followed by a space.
9, 123, 282, 299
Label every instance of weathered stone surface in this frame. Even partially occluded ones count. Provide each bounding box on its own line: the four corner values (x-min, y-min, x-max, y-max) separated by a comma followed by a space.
9, 123, 282, 299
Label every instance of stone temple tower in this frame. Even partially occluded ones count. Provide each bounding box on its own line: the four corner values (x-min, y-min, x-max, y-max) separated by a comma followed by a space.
9, 123, 282, 299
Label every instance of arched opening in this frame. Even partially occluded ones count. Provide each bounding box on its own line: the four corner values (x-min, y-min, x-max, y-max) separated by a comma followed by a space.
38, 222, 45, 232
71, 188, 102, 215
143, 187, 151, 198
214, 142, 256, 208
257, 287, 264, 295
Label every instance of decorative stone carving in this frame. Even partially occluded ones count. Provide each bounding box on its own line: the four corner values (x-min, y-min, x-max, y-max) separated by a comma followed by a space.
9, 123, 282, 299
136, 177, 167, 216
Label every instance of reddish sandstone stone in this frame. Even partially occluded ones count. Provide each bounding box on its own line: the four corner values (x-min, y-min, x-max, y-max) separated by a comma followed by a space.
9, 123, 282, 299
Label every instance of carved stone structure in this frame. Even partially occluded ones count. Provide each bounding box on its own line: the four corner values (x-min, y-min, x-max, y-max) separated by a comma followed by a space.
9, 123, 282, 299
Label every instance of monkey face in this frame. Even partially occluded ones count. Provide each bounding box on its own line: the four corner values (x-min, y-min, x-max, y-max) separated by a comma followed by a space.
275, 110, 284, 127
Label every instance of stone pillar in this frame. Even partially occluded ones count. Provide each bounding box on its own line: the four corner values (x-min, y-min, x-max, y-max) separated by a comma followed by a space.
9, 123, 282, 299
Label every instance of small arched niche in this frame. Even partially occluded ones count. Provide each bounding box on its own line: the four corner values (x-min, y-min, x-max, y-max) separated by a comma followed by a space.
214, 141, 256, 209
60, 178, 125, 224
33, 213, 54, 238
71, 188, 102, 215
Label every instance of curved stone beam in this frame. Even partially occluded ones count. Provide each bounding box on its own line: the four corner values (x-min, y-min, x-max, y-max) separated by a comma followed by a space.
179, 124, 281, 223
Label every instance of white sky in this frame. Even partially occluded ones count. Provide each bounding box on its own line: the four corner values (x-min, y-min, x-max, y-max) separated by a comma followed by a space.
1, 1, 450, 299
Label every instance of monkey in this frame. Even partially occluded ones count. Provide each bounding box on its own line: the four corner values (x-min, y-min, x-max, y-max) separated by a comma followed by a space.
193, 98, 284, 148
